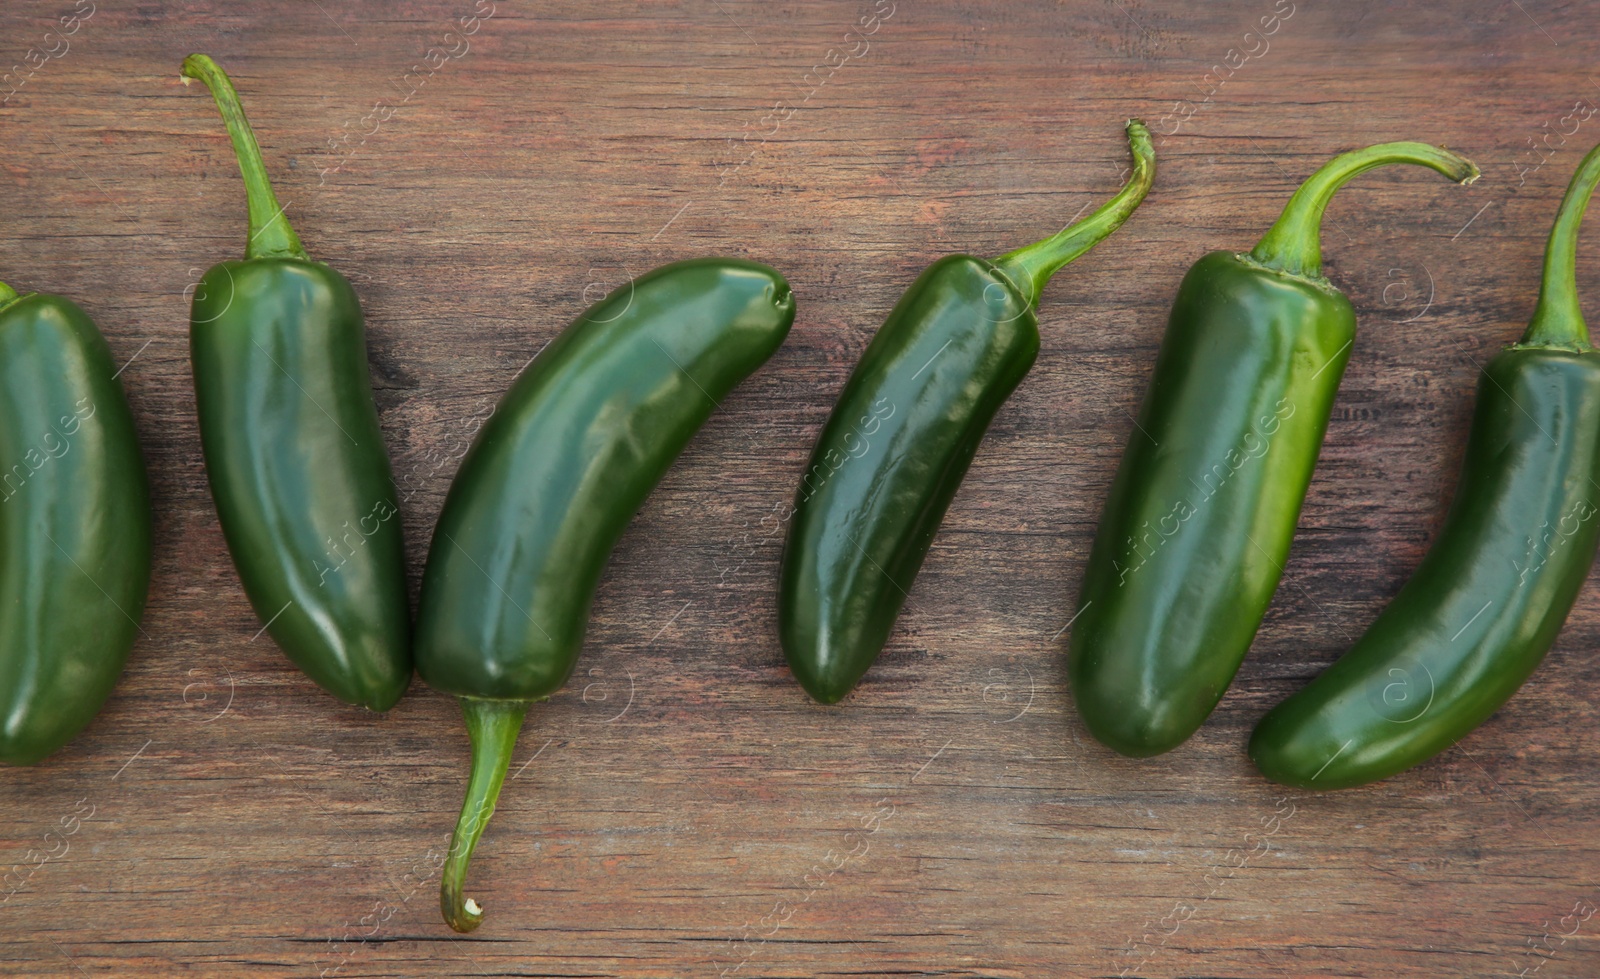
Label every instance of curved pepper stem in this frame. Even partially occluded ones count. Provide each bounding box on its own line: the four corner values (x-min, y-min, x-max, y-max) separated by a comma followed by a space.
990, 119, 1156, 308
180, 54, 308, 262
0, 281, 17, 309
1523, 140, 1600, 350
441, 697, 529, 933
1250, 141, 1479, 280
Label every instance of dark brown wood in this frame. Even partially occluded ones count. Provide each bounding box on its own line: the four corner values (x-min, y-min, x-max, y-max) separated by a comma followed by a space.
2, 0, 1598, 975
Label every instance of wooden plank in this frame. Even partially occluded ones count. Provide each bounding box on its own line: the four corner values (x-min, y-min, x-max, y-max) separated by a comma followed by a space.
1, 0, 1597, 975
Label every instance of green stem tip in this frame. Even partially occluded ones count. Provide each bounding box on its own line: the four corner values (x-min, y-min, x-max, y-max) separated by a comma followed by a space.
0, 281, 18, 309
180, 53, 306, 261
1522, 140, 1600, 349
991, 119, 1157, 308
1250, 141, 1479, 280
441, 697, 529, 933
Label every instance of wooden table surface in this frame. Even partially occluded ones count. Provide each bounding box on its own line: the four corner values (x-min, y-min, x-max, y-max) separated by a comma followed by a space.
2, 1, 1598, 976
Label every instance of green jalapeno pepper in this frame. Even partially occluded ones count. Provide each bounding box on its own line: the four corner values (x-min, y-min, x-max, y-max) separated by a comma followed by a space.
182, 54, 411, 711
1069, 141, 1479, 758
777, 121, 1155, 704
416, 258, 794, 932
0, 282, 151, 765
1250, 141, 1600, 789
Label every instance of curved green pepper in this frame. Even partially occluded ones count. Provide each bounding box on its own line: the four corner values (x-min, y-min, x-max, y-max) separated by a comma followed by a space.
0, 282, 151, 765
415, 258, 794, 931
1251, 141, 1600, 789
1069, 141, 1479, 758
778, 121, 1156, 704
183, 54, 410, 710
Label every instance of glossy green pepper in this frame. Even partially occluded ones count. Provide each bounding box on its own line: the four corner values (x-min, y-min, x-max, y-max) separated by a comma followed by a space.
183, 54, 410, 710
416, 258, 794, 932
1069, 141, 1479, 758
1251, 141, 1600, 789
778, 121, 1155, 704
0, 282, 151, 765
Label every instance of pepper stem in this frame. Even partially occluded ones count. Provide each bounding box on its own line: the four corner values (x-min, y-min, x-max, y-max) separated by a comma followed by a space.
1250, 142, 1479, 280
180, 54, 307, 261
440, 697, 529, 933
0, 281, 17, 309
991, 119, 1156, 308
1523, 141, 1600, 349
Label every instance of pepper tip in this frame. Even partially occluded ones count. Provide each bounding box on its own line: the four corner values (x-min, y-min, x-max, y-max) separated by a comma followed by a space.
443, 894, 485, 933
1432, 145, 1481, 185
442, 871, 487, 933
180, 53, 213, 82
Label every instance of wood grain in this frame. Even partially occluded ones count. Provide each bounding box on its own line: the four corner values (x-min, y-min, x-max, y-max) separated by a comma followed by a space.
2, 0, 1598, 976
